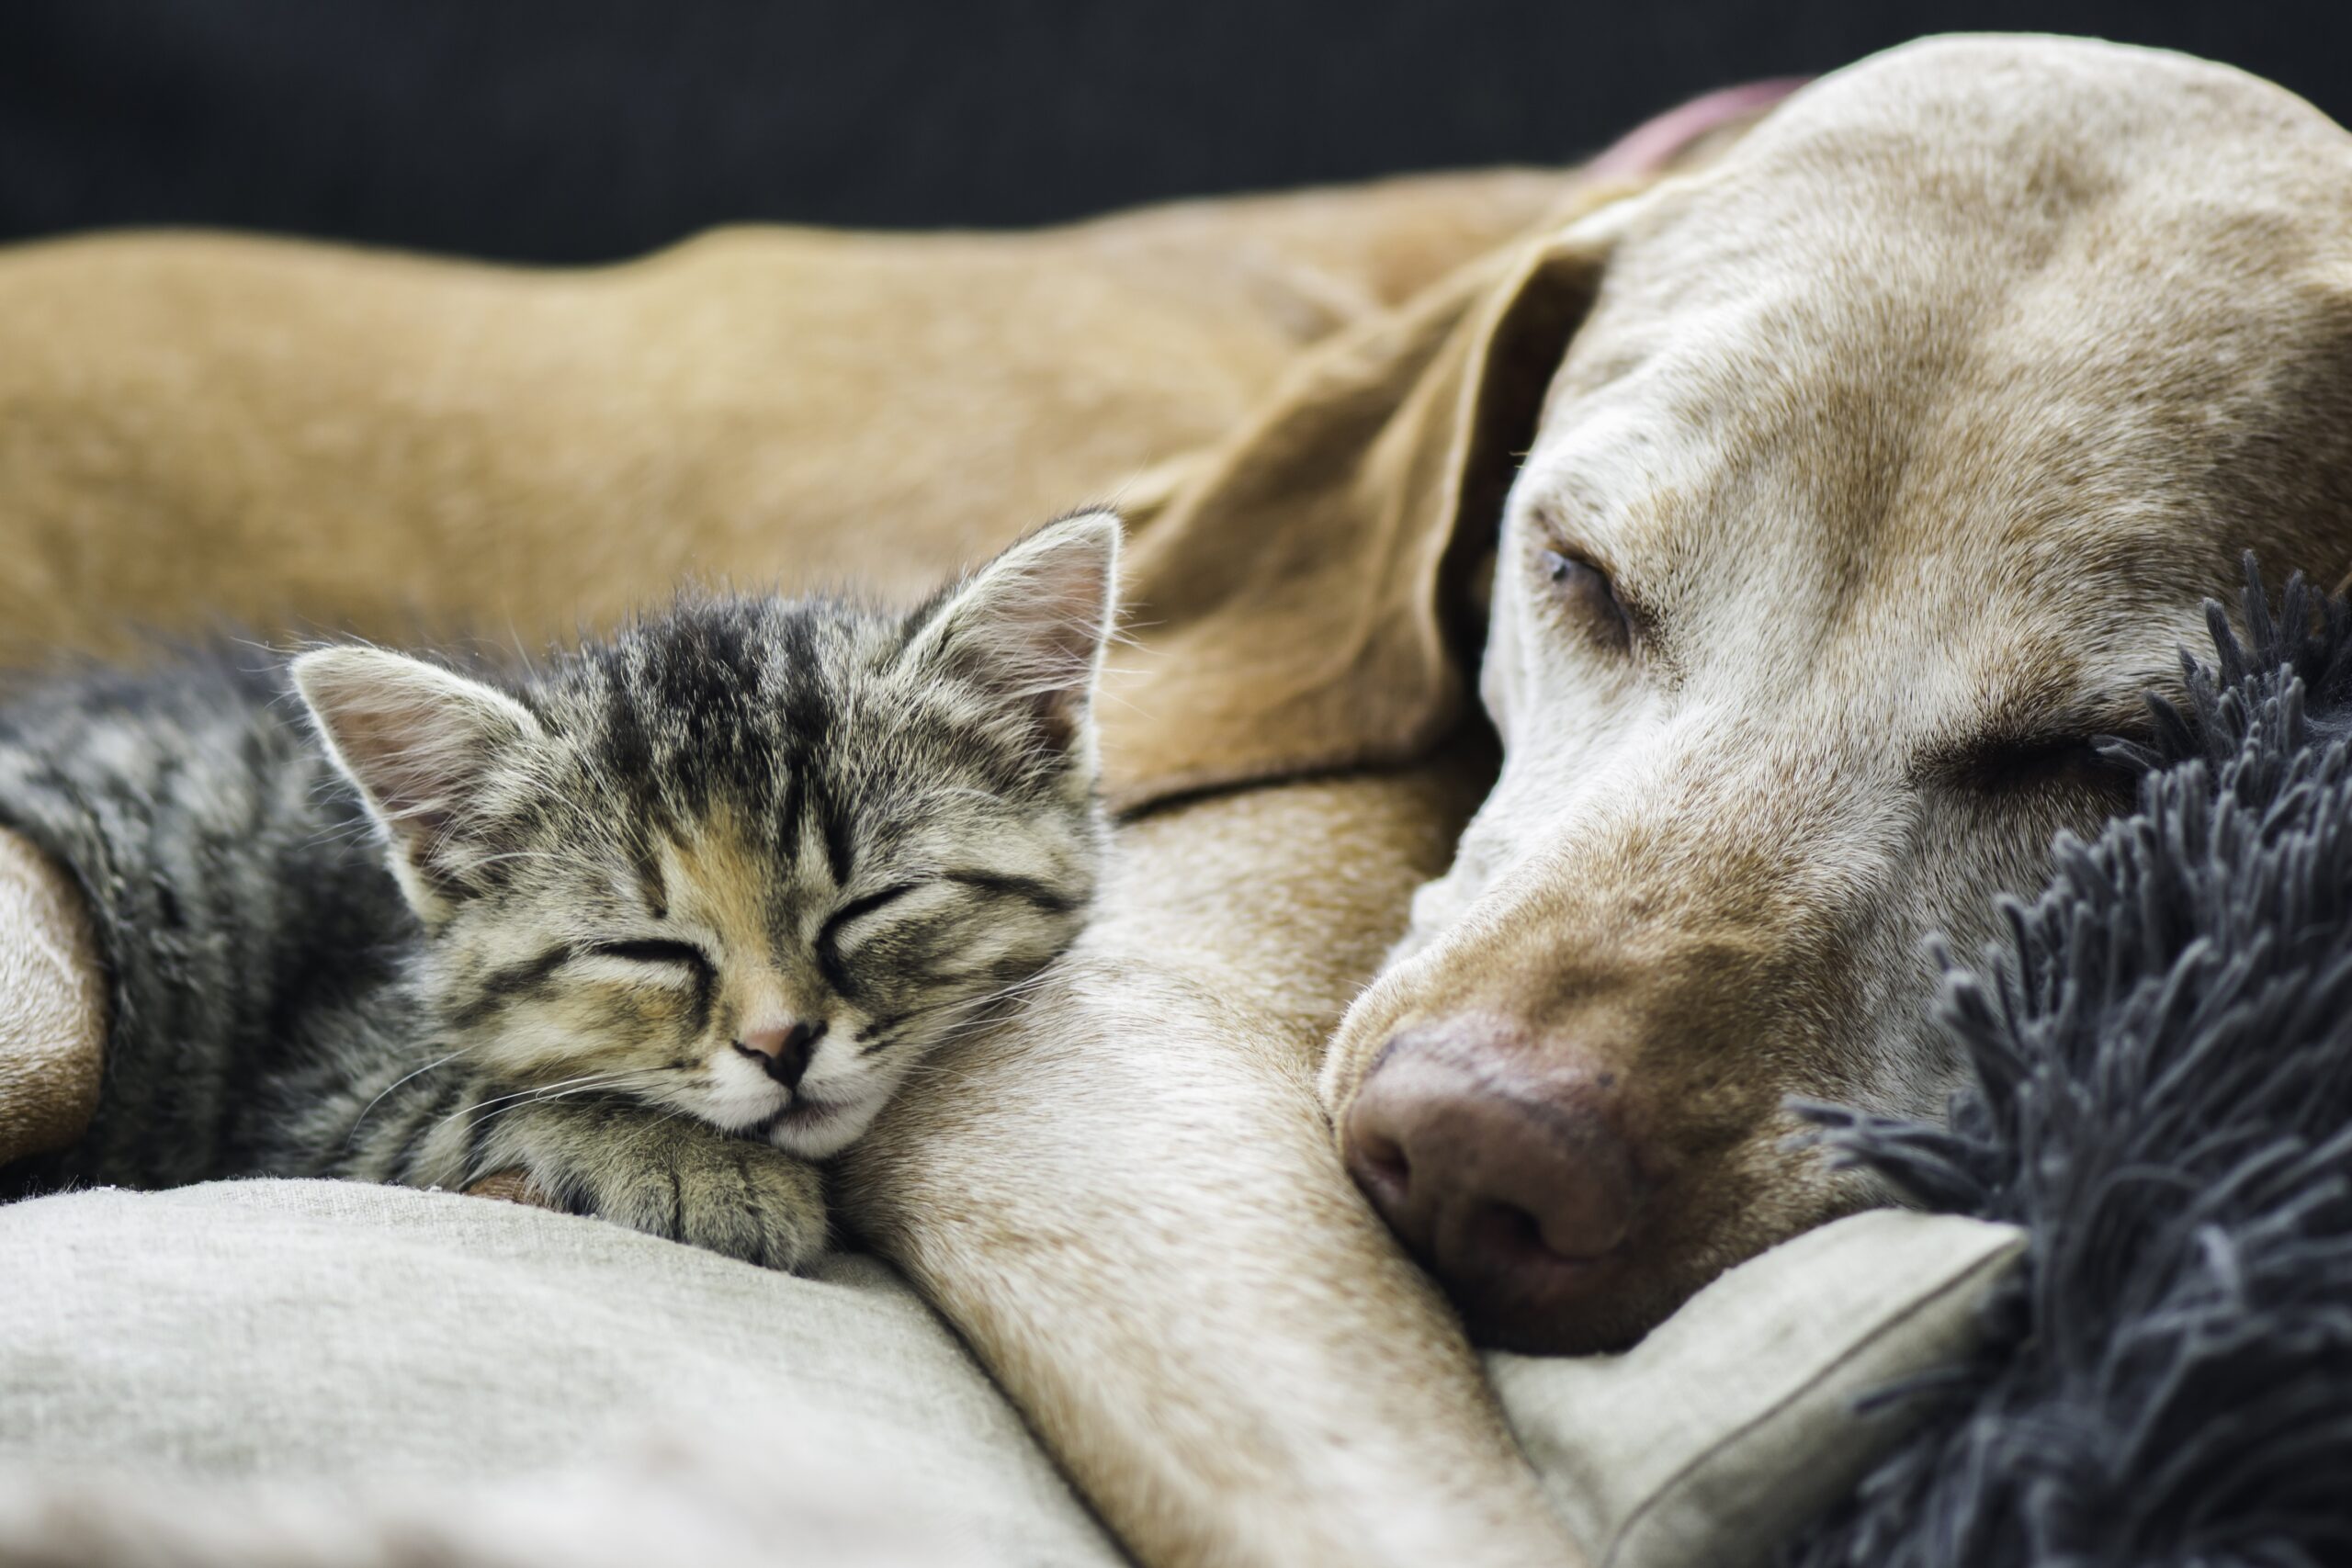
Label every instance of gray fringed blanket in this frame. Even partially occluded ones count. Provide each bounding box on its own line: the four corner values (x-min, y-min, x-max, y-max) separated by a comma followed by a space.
1788, 561, 2352, 1566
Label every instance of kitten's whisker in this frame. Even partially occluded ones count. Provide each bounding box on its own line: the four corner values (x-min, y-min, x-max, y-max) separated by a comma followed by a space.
434, 1068, 673, 1142
908, 969, 1061, 1021
857, 971, 1058, 1056
635, 1103, 705, 1139
892, 1053, 1007, 1096
344, 1049, 469, 1145
456, 1073, 622, 1117
923, 966, 1059, 1010
450, 1067, 667, 1122
888, 987, 1067, 1068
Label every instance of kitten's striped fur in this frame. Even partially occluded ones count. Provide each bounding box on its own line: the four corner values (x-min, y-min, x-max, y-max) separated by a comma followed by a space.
0, 513, 1118, 1268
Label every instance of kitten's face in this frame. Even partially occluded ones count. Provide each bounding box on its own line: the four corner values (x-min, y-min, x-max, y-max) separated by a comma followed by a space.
419, 746, 1095, 1159
298, 513, 1117, 1159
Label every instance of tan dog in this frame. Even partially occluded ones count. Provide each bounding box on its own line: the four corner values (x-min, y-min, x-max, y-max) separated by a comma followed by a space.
1284, 36, 2352, 1354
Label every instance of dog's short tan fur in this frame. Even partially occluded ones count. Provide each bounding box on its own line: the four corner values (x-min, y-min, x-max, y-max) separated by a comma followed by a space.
0, 169, 1569, 668
7, 33, 2352, 1568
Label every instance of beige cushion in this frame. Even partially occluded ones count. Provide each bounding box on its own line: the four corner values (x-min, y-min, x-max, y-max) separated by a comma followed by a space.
0, 1180, 1120, 1567
1495, 1209, 2025, 1568
0, 1181, 2018, 1567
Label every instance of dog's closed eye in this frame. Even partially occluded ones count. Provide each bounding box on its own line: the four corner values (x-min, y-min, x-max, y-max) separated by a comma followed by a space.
1538, 549, 1633, 651
1930, 730, 2149, 805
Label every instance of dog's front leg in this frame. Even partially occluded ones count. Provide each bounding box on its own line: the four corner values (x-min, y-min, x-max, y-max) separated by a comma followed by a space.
842, 761, 1577, 1568
0, 829, 106, 1169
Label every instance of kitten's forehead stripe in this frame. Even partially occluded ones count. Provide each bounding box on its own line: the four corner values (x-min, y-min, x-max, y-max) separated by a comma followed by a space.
815, 776, 855, 889
773, 763, 807, 876
653, 608, 775, 804
630, 833, 669, 921
593, 659, 660, 814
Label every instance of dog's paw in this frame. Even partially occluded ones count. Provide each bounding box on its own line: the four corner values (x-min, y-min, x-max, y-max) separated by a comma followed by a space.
483, 1097, 829, 1270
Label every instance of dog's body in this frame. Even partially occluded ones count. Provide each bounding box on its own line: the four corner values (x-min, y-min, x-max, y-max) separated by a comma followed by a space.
0, 169, 1568, 669
6, 34, 2352, 1568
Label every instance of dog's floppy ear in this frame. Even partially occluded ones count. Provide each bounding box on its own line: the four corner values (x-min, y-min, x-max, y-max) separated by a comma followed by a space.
1096, 209, 1623, 811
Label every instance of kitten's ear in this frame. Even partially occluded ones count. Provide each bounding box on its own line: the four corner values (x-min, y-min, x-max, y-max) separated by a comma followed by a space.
905, 510, 1121, 757
292, 646, 547, 918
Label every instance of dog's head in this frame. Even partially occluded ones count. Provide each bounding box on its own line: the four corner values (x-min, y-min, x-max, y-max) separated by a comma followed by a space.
1327, 36, 2352, 1351
1102, 36, 2352, 1355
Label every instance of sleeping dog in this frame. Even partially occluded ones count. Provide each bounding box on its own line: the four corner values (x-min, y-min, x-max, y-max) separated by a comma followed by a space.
1320, 35, 2352, 1353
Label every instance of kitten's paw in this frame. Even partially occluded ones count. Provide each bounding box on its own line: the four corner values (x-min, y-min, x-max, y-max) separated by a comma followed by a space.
487, 1099, 829, 1270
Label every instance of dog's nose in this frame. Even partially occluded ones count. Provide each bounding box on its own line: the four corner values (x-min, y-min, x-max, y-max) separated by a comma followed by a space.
1343, 1035, 1645, 1335
736, 1021, 825, 1089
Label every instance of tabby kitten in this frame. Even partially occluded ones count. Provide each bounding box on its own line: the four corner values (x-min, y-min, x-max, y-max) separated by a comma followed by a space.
0, 513, 1118, 1269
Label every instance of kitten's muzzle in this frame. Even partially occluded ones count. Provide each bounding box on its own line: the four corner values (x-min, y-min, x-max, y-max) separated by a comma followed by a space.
736, 1021, 825, 1089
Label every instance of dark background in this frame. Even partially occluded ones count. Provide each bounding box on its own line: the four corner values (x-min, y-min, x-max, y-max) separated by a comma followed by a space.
2, 0, 2345, 264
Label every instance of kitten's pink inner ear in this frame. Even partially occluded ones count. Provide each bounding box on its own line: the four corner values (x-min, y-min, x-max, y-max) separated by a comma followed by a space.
917, 511, 1122, 750
291, 648, 543, 853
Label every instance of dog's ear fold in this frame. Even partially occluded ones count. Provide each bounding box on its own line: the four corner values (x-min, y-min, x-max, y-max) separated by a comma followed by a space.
1095, 202, 1623, 811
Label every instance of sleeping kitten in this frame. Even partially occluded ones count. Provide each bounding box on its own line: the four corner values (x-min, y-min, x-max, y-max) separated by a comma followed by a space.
0, 513, 1118, 1269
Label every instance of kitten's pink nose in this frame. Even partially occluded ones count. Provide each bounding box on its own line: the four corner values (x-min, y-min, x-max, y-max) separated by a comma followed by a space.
736, 1021, 825, 1089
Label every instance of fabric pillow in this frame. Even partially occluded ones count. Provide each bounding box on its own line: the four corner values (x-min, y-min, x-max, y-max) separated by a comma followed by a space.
1491, 1209, 2025, 1568
0, 1182, 2018, 1567
0, 1179, 1120, 1567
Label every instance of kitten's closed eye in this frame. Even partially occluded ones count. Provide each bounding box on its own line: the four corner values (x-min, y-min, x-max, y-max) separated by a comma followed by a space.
572, 938, 717, 1034
579, 940, 718, 1011
824, 884, 922, 940
816, 884, 934, 992
587, 938, 715, 974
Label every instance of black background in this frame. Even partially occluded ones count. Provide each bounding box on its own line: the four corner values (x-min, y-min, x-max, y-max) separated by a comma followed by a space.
1, 1, 2344, 263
